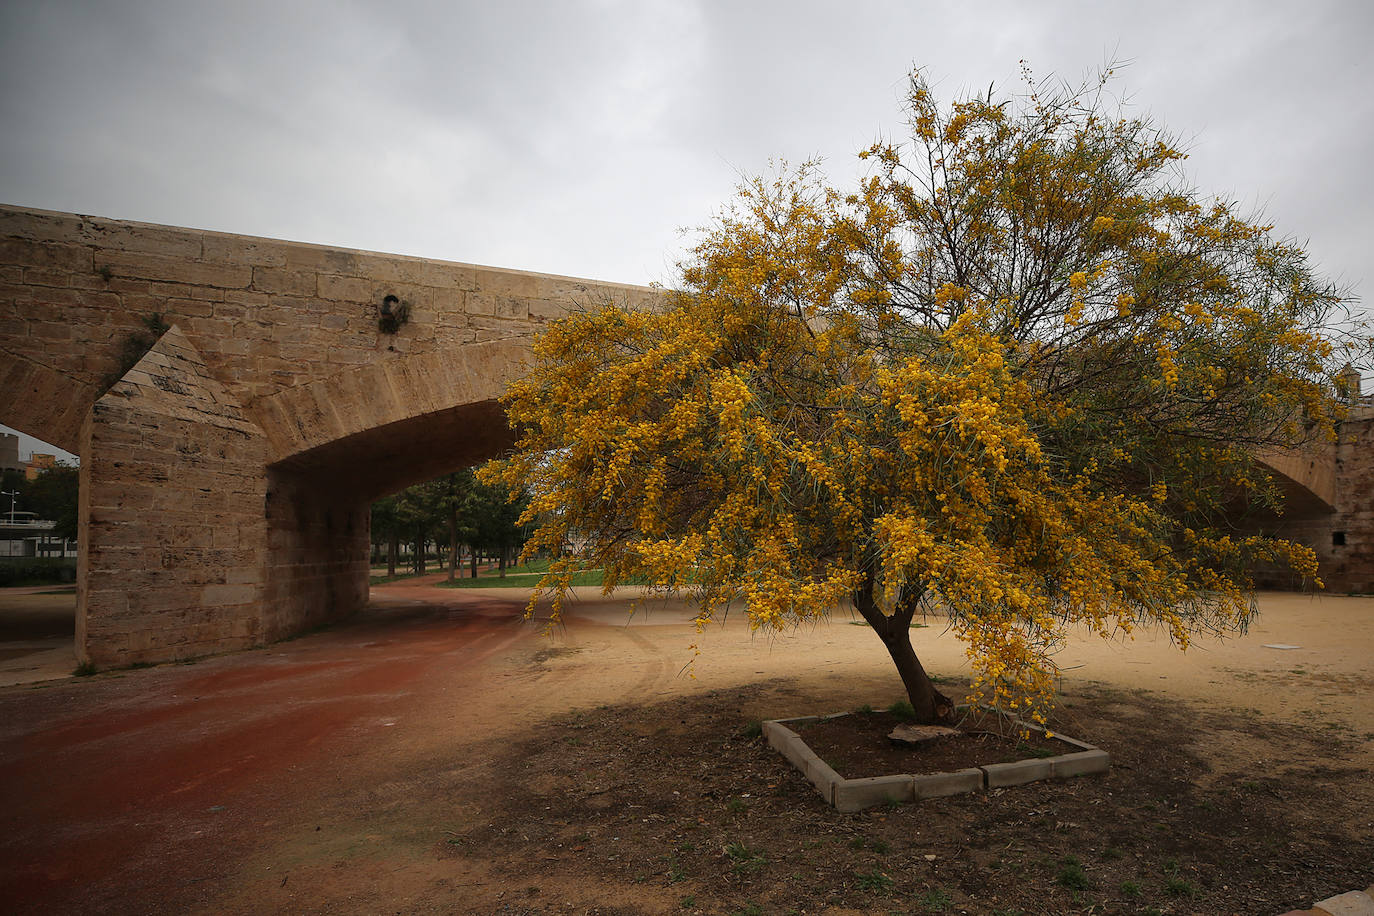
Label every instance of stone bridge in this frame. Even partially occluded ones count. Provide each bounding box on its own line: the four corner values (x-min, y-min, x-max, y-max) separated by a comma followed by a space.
1, 205, 660, 666
1, 205, 1368, 667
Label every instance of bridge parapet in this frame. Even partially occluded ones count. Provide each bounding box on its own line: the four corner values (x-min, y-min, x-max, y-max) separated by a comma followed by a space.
1, 204, 660, 452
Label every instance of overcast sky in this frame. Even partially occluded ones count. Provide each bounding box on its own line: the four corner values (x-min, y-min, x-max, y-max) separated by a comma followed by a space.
2, 1, 1371, 458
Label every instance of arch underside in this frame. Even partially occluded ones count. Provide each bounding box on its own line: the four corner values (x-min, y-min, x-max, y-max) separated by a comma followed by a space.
1255, 447, 1336, 516
269, 398, 516, 505
259, 399, 518, 643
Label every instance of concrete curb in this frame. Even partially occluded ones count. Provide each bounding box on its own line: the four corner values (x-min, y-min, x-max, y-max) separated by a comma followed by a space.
1278, 886, 1374, 916
765, 706, 1110, 813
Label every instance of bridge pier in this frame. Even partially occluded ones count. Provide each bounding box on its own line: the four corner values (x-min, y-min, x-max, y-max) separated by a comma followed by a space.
77, 326, 272, 665
263, 466, 370, 644
2, 204, 661, 667
75, 324, 381, 666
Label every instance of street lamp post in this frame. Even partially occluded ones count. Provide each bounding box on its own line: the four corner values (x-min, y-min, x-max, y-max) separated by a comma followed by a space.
1, 490, 16, 524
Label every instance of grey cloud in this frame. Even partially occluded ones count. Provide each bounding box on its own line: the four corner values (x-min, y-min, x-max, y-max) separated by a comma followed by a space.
0, 0, 1367, 309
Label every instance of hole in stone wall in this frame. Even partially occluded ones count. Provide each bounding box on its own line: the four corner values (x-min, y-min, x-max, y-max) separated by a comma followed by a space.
1332, 531, 1346, 546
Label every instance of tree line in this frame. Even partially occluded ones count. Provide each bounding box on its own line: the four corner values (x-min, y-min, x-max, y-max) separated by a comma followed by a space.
1, 463, 79, 542
369, 469, 529, 581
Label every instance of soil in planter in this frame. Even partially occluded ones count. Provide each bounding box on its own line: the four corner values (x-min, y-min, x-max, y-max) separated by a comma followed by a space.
799, 708, 1078, 778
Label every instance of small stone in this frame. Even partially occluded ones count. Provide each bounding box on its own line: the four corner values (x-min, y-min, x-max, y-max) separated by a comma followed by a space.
888, 724, 961, 746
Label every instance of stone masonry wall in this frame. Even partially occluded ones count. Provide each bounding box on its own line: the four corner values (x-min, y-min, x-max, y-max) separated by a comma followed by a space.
0, 204, 661, 667
77, 326, 269, 666
0, 204, 660, 456
263, 467, 370, 642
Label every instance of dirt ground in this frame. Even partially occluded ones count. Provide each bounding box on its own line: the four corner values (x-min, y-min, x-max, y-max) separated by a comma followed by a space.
0, 579, 1369, 915
0, 584, 78, 686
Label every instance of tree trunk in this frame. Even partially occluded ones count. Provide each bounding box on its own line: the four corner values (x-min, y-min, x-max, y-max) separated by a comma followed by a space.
498, 548, 507, 578
416, 529, 426, 576
387, 534, 397, 579
447, 506, 459, 582
470, 544, 479, 578
854, 585, 954, 725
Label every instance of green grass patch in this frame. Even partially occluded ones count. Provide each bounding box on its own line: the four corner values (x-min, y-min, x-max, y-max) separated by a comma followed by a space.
855, 869, 894, 893
919, 887, 952, 912
438, 570, 606, 589
368, 570, 428, 585
887, 700, 916, 721
0, 557, 77, 587
1016, 740, 1056, 759
1165, 876, 1195, 897
1055, 856, 1090, 890
433, 557, 629, 590
724, 841, 766, 876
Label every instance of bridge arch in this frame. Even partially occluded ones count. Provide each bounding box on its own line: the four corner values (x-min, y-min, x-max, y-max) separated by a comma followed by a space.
1254, 446, 1337, 516
1, 204, 659, 667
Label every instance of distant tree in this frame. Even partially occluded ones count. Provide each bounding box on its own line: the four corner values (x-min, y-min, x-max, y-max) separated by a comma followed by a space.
370, 495, 402, 578
468, 478, 530, 578
0, 468, 28, 521
1, 468, 27, 497
395, 480, 448, 576
484, 66, 1366, 725
433, 471, 478, 582
27, 464, 78, 541
372, 472, 517, 581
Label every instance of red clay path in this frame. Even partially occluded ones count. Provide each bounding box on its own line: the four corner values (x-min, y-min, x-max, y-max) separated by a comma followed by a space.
0, 576, 534, 914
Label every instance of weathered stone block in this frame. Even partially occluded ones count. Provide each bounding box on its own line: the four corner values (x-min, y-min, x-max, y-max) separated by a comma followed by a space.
834, 775, 915, 813
23, 268, 72, 288
913, 767, 984, 798
982, 759, 1053, 787
82, 221, 204, 258
1047, 749, 1110, 778
318, 273, 374, 302
201, 234, 287, 267
94, 250, 251, 289
149, 281, 225, 302
528, 297, 573, 320
251, 266, 317, 297
0, 237, 93, 271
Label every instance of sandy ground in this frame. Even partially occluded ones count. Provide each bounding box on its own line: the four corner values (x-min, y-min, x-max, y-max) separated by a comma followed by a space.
0, 579, 1369, 914
0, 585, 78, 686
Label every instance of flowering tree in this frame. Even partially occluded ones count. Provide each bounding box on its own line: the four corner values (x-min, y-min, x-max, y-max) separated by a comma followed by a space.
483, 68, 1363, 725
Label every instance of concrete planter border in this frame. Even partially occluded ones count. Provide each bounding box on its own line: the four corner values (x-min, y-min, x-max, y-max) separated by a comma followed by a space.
763, 705, 1109, 813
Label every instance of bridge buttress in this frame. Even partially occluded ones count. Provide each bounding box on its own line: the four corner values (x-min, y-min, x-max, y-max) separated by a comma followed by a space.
77, 325, 271, 665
